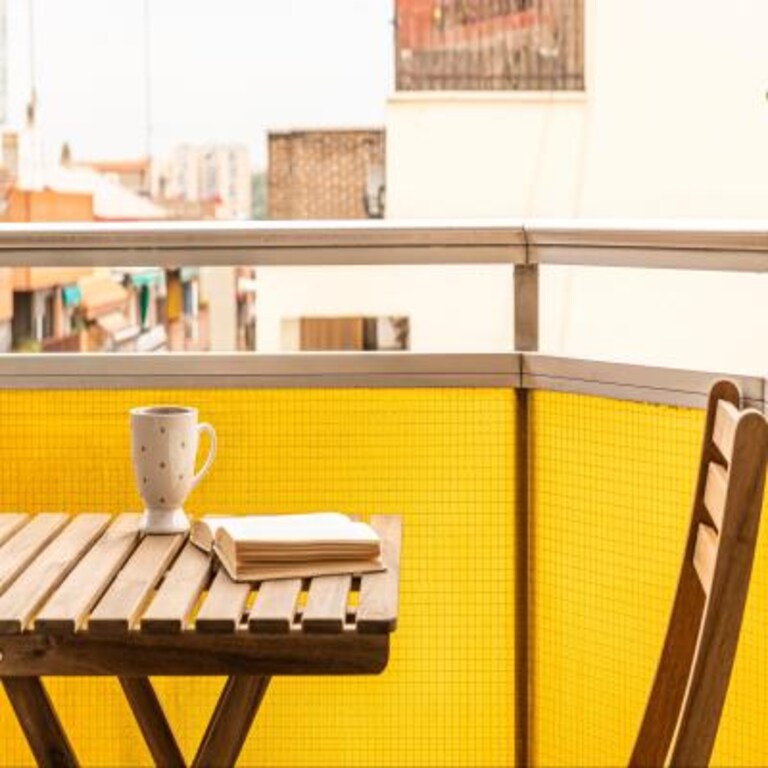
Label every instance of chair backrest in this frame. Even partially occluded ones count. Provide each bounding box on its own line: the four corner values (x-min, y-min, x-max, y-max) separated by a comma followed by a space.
630, 380, 768, 767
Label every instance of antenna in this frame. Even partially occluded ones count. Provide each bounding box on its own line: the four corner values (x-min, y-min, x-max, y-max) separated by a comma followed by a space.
143, 0, 152, 161
27, 0, 36, 125
28, 0, 35, 88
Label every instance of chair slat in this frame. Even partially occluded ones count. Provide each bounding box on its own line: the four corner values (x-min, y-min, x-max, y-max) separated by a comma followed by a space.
357, 515, 403, 634
195, 568, 250, 633
703, 462, 728, 531
713, 399, 739, 462
0, 514, 69, 596
693, 523, 719, 596
141, 543, 212, 633
249, 579, 301, 634
35, 514, 141, 633
89, 534, 185, 632
0, 514, 110, 634
302, 575, 351, 634
0, 514, 29, 547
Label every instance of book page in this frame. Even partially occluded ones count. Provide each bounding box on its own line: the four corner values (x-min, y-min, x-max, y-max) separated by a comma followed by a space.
191, 515, 244, 552
212, 512, 379, 545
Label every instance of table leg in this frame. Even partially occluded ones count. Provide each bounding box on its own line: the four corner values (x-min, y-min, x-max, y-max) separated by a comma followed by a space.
119, 677, 185, 768
192, 675, 271, 768
2, 677, 78, 768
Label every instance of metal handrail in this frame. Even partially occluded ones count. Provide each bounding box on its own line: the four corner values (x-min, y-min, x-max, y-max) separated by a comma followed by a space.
526, 219, 768, 271
0, 352, 519, 390
0, 351, 762, 411
0, 220, 767, 269
0, 221, 525, 266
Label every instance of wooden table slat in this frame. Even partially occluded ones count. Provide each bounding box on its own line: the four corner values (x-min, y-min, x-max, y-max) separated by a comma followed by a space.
195, 569, 251, 633
35, 514, 142, 633
0, 514, 29, 548
88, 534, 185, 633
0, 514, 111, 634
357, 515, 403, 634
141, 543, 212, 633
302, 574, 351, 634
0, 513, 70, 597
248, 579, 301, 634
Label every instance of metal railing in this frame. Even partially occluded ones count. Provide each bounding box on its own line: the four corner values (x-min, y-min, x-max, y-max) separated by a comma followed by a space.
1, 218, 768, 767
1, 218, 766, 387
395, 0, 585, 91
1, 219, 766, 268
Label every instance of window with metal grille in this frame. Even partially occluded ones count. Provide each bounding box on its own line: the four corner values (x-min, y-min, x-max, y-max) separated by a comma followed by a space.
395, 0, 584, 91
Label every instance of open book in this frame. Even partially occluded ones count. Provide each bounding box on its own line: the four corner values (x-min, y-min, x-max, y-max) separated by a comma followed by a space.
191, 512, 384, 581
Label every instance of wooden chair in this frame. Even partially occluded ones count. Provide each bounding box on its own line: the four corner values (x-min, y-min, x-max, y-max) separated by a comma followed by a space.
630, 380, 768, 767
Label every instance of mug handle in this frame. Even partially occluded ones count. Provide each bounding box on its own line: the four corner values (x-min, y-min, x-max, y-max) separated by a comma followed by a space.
191, 423, 217, 490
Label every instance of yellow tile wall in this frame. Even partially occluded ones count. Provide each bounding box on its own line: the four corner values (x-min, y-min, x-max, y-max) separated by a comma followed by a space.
0, 388, 515, 767
8, 385, 764, 767
531, 390, 768, 766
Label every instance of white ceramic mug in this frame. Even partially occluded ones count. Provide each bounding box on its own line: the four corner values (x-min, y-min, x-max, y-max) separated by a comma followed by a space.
130, 406, 217, 534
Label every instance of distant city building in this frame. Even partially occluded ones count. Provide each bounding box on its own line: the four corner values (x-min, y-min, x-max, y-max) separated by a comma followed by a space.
151, 144, 251, 351
155, 197, 219, 221
0, 70, 215, 353
74, 157, 151, 196
268, 128, 385, 220
2, 131, 17, 180
0, 128, 176, 352
159, 144, 199, 206
154, 143, 251, 220
48, 162, 166, 222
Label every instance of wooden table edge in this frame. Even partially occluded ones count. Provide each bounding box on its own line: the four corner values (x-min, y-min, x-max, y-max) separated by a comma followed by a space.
0, 629, 390, 677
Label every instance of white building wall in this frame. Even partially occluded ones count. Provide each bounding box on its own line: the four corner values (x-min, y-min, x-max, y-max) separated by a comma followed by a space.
202, 267, 238, 350
256, 265, 514, 353
388, 1, 768, 220
387, 0, 768, 373
257, 0, 768, 371
387, 94, 587, 220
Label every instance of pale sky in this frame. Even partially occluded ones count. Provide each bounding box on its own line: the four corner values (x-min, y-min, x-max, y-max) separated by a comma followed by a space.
4, 0, 394, 169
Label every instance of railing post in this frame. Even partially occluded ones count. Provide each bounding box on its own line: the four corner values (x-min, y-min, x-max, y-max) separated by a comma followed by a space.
515, 235, 537, 766
514, 264, 539, 353
515, 383, 532, 767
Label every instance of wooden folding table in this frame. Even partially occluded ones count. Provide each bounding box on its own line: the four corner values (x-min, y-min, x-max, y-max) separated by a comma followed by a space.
0, 512, 402, 768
